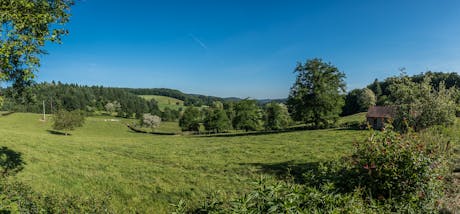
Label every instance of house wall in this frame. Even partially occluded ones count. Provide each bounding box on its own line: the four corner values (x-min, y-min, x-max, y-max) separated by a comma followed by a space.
367, 117, 385, 130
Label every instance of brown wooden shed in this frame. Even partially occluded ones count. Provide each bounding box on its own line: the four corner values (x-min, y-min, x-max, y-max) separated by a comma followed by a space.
366, 106, 397, 130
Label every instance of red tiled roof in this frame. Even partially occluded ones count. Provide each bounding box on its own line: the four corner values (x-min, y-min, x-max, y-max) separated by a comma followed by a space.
366, 106, 397, 118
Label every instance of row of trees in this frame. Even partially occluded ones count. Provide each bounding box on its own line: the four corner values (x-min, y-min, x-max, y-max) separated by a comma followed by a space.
178, 100, 292, 133
342, 71, 460, 116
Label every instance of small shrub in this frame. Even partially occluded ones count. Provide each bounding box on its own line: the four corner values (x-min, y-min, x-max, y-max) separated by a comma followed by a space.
52, 110, 85, 135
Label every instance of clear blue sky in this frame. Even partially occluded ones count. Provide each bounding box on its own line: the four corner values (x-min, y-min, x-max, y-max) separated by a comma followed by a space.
38, 0, 460, 99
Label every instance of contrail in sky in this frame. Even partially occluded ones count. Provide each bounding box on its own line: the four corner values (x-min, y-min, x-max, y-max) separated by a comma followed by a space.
189, 34, 208, 50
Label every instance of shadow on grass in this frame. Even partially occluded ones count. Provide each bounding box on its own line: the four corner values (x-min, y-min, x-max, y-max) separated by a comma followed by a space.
196, 126, 319, 138
243, 161, 321, 184
0, 146, 25, 177
46, 130, 70, 136
196, 126, 367, 138
0, 111, 15, 117
126, 124, 177, 135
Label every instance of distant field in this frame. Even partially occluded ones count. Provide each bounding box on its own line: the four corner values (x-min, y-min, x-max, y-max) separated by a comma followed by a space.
339, 112, 367, 124
141, 121, 182, 133
0, 113, 373, 213
139, 95, 184, 111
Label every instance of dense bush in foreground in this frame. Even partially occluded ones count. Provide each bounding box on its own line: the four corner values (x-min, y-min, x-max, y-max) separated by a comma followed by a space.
177, 127, 453, 213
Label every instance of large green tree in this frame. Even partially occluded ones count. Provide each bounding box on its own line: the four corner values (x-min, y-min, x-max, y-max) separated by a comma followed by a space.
0, 0, 73, 99
287, 58, 346, 128
357, 88, 376, 111
264, 102, 292, 130
233, 99, 262, 131
343, 88, 376, 116
203, 108, 232, 133
179, 107, 201, 132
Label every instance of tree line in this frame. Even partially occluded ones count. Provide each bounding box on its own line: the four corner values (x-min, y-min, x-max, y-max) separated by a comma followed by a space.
343, 71, 460, 116
126, 88, 226, 106
1, 82, 164, 119
175, 100, 292, 133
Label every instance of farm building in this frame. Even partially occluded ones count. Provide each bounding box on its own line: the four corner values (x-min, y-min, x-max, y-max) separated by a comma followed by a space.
366, 106, 397, 130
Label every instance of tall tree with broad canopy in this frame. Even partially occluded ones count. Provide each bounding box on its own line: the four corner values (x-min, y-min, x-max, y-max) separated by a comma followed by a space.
357, 88, 376, 111
287, 58, 346, 128
264, 102, 292, 130
233, 99, 262, 131
179, 107, 201, 132
0, 0, 73, 99
203, 108, 232, 133
343, 88, 376, 116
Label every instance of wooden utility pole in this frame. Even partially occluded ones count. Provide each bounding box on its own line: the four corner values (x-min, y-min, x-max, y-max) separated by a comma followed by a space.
43, 100, 46, 121
50, 98, 53, 113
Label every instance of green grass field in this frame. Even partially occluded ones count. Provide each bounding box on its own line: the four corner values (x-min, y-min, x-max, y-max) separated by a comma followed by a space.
339, 112, 367, 123
139, 95, 184, 111
0, 112, 369, 213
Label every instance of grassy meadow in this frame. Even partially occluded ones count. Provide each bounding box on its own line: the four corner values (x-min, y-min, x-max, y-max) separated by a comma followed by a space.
338, 112, 367, 123
0, 112, 369, 213
139, 95, 184, 111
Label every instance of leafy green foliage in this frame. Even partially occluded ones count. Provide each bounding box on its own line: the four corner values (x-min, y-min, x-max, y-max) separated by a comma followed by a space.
161, 107, 181, 122
367, 71, 460, 105
350, 128, 450, 209
287, 58, 346, 128
52, 109, 85, 134
343, 88, 376, 116
0, 0, 73, 85
357, 88, 376, 110
389, 75, 457, 132
175, 177, 368, 214
203, 108, 232, 133
179, 107, 201, 132
264, 102, 292, 130
233, 99, 262, 131
0, 181, 112, 213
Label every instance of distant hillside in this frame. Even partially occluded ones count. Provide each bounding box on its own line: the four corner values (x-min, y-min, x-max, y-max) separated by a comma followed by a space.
1, 83, 286, 114
139, 95, 184, 110
126, 88, 286, 106
257, 98, 287, 105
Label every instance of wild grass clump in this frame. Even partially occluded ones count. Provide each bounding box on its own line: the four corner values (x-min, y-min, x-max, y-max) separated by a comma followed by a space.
179, 126, 453, 213
0, 180, 112, 213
